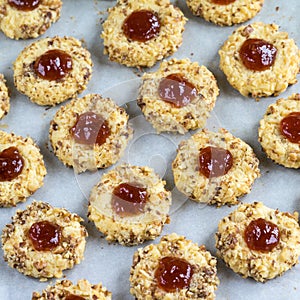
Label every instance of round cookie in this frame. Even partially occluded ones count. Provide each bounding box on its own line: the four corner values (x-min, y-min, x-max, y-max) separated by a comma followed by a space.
101, 0, 186, 67
32, 279, 112, 300
0, 130, 46, 207
0, 0, 62, 40
258, 94, 300, 168
219, 22, 300, 98
0, 73, 10, 119
137, 58, 219, 134
172, 128, 260, 206
49, 94, 133, 173
88, 164, 171, 246
13, 36, 93, 106
215, 201, 300, 282
130, 233, 219, 299
186, 0, 264, 26
2, 201, 87, 280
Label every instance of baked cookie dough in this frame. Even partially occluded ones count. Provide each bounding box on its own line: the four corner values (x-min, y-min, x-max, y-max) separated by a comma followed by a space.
130, 233, 219, 299
215, 202, 300, 282
49, 94, 133, 173
2, 201, 87, 280
258, 94, 300, 168
172, 128, 260, 206
32, 279, 112, 300
0, 73, 10, 119
0, 0, 62, 40
88, 164, 171, 246
0, 130, 46, 207
14, 36, 93, 106
186, 0, 264, 26
101, 0, 186, 67
137, 58, 219, 134
219, 22, 300, 98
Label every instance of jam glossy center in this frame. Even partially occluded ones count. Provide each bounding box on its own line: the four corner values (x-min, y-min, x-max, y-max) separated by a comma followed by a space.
239, 38, 277, 71
111, 182, 148, 217
280, 112, 300, 143
158, 73, 197, 108
0, 146, 24, 181
8, 0, 40, 11
28, 221, 62, 251
71, 112, 111, 146
199, 146, 233, 178
155, 256, 194, 293
122, 9, 161, 42
244, 218, 280, 252
65, 295, 85, 300
34, 49, 73, 81
211, 0, 236, 4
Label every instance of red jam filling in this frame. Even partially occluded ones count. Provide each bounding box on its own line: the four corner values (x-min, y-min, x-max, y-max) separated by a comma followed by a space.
65, 295, 85, 300
280, 112, 300, 143
244, 218, 280, 252
239, 38, 277, 71
158, 73, 197, 108
122, 10, 161, 42
155, 256, 194, 293
211, 0, 236, 4
199, 146, 233, 178
71, 112, 111, 146
28, 221, 62, 251
111, 182, 148, 217
0, 147, 24, 181
8, 0, 40, 11
34, 49, 73, 81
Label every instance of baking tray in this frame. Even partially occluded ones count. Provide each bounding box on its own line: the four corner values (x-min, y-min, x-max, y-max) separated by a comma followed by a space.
0, 0, 300, 299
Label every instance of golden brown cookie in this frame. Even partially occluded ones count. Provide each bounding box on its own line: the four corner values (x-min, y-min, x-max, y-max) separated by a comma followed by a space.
130, 233, 219, 299
0, 130, 46, 207
219, 22, 300, 98
49, 94, 133, 173
0, 73, 10, 119
88, 164, 171, 246
186, 0, 264, 26
258, 94, 300, 168
0, 0, 62, 40
101, 0, 186, 67
32, 279, 112, 300
137, 58, 219, 134
216, 201, 300, 282
13, 36, 93, 106
2, 201, 87, 281
172, 128, 260, 206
